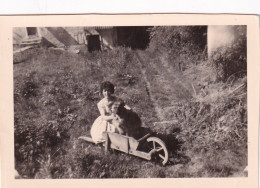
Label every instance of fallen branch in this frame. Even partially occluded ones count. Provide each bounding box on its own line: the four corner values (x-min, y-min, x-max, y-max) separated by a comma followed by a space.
201, 88, 207, 96
196, 106, 203, 118
191, 83, 197, 96
230, 83, 246, 96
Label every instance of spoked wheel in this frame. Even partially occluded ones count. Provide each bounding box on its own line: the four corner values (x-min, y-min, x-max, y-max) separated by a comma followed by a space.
147, 137, 169, 166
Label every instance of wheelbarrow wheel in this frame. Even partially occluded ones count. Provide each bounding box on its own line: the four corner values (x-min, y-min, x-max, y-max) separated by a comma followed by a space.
147, 137, 169, 166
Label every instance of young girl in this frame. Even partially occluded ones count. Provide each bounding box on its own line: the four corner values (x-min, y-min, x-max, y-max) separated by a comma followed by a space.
90, 81, 130, 143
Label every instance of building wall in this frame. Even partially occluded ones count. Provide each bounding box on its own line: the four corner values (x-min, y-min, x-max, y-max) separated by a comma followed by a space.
207, 26, 242, 57
63, 27, 86, 44
97, 28, 117, 48
38, 27, 65, 47
13, 28, 27, 44
13, 27, 116, 49
44, 27, 80, 47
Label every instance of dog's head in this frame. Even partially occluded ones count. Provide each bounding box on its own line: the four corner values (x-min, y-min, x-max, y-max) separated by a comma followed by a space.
111, 101, 121, 114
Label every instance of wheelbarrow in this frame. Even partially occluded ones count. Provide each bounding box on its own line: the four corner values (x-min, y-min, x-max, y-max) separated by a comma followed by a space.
79, 131, 169, 166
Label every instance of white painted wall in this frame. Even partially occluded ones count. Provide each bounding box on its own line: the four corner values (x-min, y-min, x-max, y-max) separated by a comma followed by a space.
207, 25, 238, 57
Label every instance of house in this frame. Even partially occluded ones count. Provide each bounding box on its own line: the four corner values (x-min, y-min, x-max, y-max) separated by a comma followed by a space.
13, 26, 152, 52
13, 27, 118, 51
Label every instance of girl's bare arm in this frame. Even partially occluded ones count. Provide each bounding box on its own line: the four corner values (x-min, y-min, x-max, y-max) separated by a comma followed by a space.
97, 103, 115, 121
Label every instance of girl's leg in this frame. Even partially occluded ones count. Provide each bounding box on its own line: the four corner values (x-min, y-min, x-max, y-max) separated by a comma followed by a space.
91, 116, 107, 143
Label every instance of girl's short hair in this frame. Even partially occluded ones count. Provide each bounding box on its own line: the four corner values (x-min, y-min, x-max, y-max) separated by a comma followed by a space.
100, 81, 115, 94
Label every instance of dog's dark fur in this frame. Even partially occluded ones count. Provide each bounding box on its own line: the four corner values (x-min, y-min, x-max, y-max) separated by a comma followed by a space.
114, 103, 142, 139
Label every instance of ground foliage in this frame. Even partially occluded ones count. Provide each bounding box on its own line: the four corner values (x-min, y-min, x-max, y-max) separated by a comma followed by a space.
147, 26, 247, 177
149, 26, 207, 70
14, 47, 158, 178
14, 26, 247, 178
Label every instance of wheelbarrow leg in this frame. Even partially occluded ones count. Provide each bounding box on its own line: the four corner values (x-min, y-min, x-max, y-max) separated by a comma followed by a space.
102, 133, 109, 153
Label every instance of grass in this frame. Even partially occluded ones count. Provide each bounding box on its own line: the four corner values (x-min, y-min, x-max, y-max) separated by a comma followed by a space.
136, 48, 247, 177
14, 44, 247, 178
145, 26, 247, 177
14, 47, 160, 178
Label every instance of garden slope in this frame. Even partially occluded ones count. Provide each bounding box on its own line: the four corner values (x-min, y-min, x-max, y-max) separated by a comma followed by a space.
14, 47, 247, 178
138, 48, 247, 177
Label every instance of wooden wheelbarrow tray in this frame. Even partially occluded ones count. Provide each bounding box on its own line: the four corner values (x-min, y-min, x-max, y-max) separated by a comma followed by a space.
79, 132, 169, 166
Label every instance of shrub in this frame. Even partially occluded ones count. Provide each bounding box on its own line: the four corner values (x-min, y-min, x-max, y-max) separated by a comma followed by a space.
148, 26, 207, 69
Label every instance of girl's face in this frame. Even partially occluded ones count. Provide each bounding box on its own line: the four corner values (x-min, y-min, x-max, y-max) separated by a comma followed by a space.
102, 89, 112, 99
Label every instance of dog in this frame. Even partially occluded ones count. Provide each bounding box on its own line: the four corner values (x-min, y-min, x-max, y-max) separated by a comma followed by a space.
111, 101, 142, 139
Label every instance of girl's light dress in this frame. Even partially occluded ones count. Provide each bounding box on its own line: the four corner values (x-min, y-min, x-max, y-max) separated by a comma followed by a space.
90, 97, 122, 143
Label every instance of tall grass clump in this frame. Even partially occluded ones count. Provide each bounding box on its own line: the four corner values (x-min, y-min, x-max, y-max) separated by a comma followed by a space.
174, 83, 247, 176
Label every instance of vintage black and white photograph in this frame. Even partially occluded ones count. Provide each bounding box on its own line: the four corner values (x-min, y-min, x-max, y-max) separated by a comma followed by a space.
12, 23, 249, 179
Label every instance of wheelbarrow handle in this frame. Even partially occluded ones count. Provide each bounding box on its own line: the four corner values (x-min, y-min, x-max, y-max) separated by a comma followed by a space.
137, 133, 151, 142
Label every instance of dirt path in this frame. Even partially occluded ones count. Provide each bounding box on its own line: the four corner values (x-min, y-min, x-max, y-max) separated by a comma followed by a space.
135, 52, 165, 121
135, 50, 192, 124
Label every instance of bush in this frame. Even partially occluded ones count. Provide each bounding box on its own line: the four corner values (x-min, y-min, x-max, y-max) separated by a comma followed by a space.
148, 26, 207, 69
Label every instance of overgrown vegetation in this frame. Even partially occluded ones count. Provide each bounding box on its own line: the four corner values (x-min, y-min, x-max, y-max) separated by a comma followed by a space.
14, 47, 158, 178
147, 26, 247, 177
149, 26, 207, 70
14, 26, 247, 178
